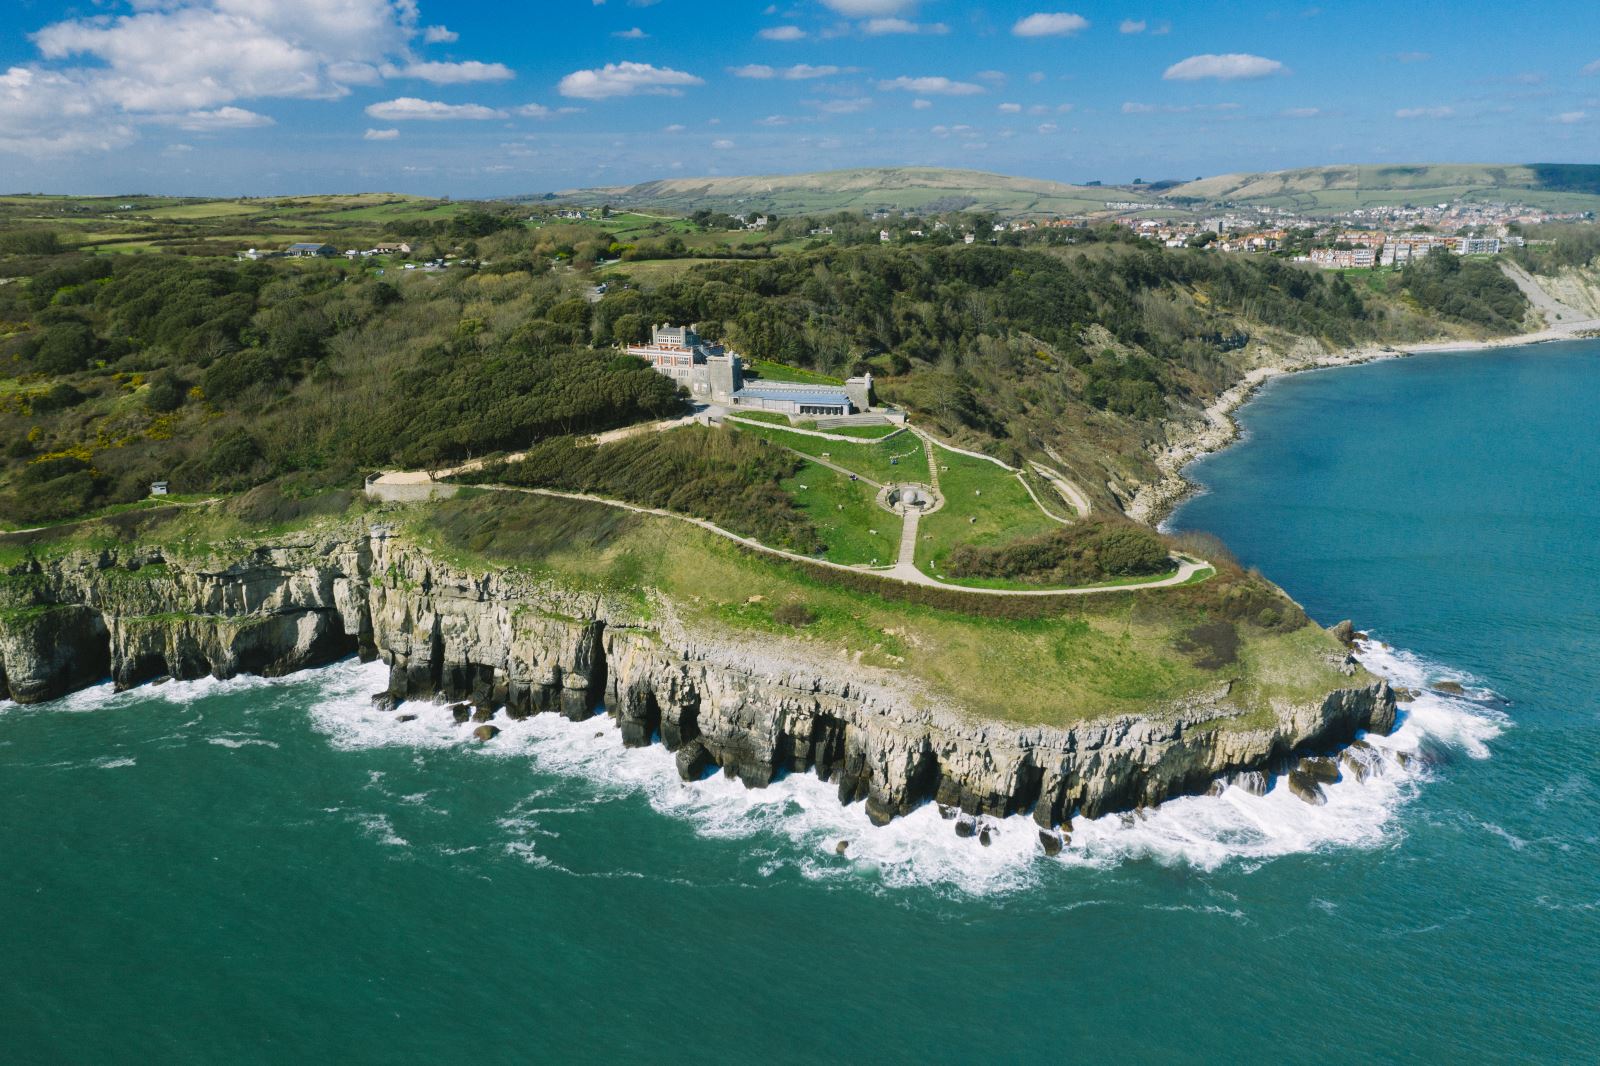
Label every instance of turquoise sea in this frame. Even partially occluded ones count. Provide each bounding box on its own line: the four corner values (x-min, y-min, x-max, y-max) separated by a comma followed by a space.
3, 341, 1597, 1063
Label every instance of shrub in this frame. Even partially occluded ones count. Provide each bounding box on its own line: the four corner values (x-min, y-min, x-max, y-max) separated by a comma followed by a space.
492, 427, 823, 554
143, 373, 187, 413
944, 519, 1170, 585
772, 602, 818, 627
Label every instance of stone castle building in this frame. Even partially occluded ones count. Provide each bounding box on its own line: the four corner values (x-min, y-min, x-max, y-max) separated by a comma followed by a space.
626, 324, 875, 417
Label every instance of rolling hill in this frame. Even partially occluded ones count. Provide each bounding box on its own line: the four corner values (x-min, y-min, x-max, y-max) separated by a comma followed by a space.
547, 167, 1124, 217
1160, 163, 1600, 213
545, 163, 1600, 218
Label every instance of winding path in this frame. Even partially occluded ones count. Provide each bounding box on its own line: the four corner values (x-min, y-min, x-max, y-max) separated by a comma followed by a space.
367, 414, 1212, 598
449, 484, 1209, 598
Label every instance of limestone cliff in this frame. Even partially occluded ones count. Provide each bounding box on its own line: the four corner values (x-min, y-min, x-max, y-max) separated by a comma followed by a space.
0, 524, 1394, 828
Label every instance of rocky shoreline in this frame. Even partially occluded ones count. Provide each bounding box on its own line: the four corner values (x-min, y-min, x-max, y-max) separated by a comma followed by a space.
1130, 296, 1600, 527
0, 523, 1395, 835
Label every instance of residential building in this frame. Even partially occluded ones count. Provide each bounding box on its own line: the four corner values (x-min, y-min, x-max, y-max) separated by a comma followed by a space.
285, 242, 337, 258
1309, 248, 1376, 269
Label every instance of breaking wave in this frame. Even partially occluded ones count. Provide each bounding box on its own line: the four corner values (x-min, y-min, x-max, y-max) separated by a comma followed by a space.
288, 637, 1506, 893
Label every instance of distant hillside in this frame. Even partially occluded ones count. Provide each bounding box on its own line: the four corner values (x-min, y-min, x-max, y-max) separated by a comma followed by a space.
1162, 163, 1600, 213
545, 167, 1123, 217
542, 163, 1600, 218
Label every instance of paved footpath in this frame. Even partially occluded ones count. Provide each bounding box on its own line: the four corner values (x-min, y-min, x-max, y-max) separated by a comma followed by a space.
405, 484, 1209, 598
367, 419, 1210, 598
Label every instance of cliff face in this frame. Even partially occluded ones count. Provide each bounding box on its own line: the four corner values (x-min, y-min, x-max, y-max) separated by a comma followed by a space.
0, 525, 1394, 828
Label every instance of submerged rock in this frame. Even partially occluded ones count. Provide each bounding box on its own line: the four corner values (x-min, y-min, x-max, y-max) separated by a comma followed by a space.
978, 828, 993, 847
835, 840, 849, 856
472, 724, 499, 741
450, 703, 471, 725
1432, 680, 1465, 696
396, 713, 417, 723
1287, 770, 1327, 805
471, 705, 495, 723
954, 816, 977, 839
1340, 740, 1381, 783
1296, 756, 1341, 784
370, 692, 397, 713
1038, 831, 1063, 857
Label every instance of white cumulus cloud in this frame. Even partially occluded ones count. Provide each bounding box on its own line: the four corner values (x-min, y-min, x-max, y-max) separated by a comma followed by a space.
558, 61, 702, 99
383, 60, 514, 84
0, 0, 522, 155
1119, 19, 1147, 34
1394, 106, 1454, 119
1163, 53, 1286, 81
364, 97, 503, 120
1012, 13, 1090, 37
758, 26, 807, 41
165, 105, 276, 130
863, 18, 949, 35
731, 64, 844, 80
820, 0, 915, 14
877, 75, 985, 95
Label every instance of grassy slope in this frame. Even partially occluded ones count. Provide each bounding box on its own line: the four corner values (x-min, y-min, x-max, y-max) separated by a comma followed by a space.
406, 492, 1354, 728
0, 193, 477, 253
734, 422, 929, 484
558, 167, 1121, 217
1164, 163, 1600, 213
917, 449, 1062, 577
781, 461, 898, 566
0, 486, 1357, 730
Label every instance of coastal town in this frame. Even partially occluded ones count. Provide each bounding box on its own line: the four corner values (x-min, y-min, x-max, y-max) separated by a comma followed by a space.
864, 195, 1589, 270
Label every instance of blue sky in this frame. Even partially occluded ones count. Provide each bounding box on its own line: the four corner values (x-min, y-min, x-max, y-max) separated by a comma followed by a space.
2, 0, 1598, 196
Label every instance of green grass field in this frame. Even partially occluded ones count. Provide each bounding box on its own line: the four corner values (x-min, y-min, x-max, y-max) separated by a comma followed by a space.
918, 448, 1063, 577
745, 360, 843, 385
734, 422, 928, 485
781, 461, 898, 566
395, 491, 1353, 726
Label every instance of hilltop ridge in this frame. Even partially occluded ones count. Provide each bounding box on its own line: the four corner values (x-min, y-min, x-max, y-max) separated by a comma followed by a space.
546, 162, 1600, 218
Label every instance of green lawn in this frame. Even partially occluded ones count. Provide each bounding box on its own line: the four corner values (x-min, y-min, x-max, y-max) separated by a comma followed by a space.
918, 448, 1062, 576
141, 201, 262, 220
745, 359, 843, 386
734, 423, 928, 485
781, 461, 898, 566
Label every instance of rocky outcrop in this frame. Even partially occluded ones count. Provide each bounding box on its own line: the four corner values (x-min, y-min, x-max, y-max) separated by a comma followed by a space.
0, 524, 1396, 829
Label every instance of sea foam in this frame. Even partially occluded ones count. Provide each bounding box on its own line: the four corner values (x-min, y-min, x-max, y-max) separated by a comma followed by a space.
286, 637, 1506, 892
